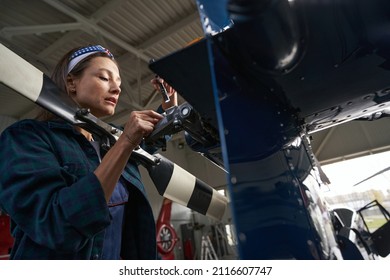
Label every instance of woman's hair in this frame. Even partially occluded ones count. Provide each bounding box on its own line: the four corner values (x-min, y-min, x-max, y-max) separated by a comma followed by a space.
35, 45, 118, 121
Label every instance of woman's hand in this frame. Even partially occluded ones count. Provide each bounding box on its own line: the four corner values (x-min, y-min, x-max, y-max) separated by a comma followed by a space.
96, 109, 163, 202
120, 110, 163, 149
150, 76, 178, 110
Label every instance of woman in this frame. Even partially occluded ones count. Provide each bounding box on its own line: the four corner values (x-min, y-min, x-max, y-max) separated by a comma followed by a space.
0, 45, 177, 259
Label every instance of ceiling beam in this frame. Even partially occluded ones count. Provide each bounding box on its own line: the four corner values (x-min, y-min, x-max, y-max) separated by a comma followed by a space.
42, 0, 150, 62
0, 23, 82, 38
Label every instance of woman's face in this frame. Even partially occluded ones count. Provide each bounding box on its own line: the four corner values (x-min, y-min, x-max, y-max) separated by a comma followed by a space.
69, 57, 121, 117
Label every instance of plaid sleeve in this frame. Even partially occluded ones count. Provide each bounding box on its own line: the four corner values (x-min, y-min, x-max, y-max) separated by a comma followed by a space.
0, 121, 110, 252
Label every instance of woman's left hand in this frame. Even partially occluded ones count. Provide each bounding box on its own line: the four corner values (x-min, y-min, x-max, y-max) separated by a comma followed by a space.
150, 77, 178, 111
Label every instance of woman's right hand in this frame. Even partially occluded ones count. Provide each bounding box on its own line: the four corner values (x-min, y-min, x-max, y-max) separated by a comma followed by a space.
96, 109, 163, 202
120, 110, 163, 149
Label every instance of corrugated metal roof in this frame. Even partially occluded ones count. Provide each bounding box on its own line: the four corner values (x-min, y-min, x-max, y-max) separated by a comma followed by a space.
0, 0, 202, 126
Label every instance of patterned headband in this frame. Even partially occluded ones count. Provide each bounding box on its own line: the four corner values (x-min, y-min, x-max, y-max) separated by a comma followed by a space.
67, 45, 114, 75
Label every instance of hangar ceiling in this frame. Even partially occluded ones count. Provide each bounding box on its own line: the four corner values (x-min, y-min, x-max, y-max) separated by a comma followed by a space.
1, 0, 390, 165
0, 0, 202, 124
